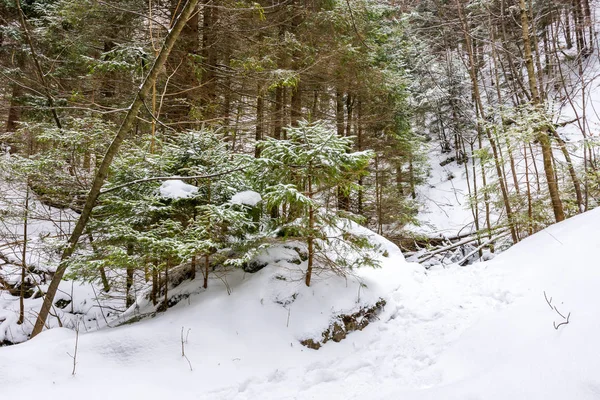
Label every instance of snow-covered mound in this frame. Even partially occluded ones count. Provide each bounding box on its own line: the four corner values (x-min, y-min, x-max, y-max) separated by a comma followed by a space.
1, 211, 600, 399
0, 226, 413, 398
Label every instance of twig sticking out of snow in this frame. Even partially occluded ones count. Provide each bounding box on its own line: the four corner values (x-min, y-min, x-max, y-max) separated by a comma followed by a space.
66, 319, 80, 375
554, 313, 571, 330
181, 326, 193, 371
544, 291, 571, 330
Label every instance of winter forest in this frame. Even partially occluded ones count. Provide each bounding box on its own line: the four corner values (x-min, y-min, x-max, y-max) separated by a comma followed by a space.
1, 0, 600, 398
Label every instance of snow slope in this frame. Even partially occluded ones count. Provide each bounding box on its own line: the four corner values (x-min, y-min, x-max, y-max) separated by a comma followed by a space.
410, 143, 494, 236
410, 12, 600, 238
1, 208, 600, 399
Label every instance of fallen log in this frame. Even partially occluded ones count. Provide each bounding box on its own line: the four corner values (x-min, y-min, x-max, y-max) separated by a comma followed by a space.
417, 229, 509, 264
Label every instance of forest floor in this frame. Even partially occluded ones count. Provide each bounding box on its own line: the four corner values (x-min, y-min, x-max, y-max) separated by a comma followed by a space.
1, 206, 600, 399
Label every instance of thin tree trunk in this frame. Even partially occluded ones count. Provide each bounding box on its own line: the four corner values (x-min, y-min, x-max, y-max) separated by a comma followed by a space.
356, 100, 364, 215
255, 90, 264, 158
6, 80, 23, 135
152, 264, 158, 306
291, 83, 302, 127
125, 243, 134, 308
190, 255, 196, 281
163, 260, 169, 308
572, 0, 586, 55
273, 86, 284, 140
15, 0, 62, 131
553, 131, 583, 212
462, 139, 480, 255
477, 135, 493, 241
409, 155, 416, 200
520, 0, 565, 222
336, 89, 344, 137
18, 185, 29, 325
31, 0, 201, 338
203, 254, 209, 289
564, 8, 573, 49
457, 0, 518, 243
305, 171, 314, 287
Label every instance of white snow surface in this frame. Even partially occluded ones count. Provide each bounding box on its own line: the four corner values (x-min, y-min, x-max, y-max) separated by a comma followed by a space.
231, 190, 262, 206
410, 144, 490, 237
2, 209, 600, 399
159, 179, 198, 199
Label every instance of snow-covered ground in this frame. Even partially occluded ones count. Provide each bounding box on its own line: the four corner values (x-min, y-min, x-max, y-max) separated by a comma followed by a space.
2, 205, 600, 399
410, 144, 491, 237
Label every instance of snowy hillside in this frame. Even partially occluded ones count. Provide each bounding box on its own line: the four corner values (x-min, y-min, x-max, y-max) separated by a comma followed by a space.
2, 207, 600, 399
405, 6, 600, 241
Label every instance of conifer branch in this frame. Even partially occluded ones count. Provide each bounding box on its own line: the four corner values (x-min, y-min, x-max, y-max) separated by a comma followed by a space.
99, 166, 247, 195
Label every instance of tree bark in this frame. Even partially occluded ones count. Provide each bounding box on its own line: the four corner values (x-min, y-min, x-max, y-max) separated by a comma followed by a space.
291, 83, 302, 127
255, 90, 264, 158
305, 172, 314, 287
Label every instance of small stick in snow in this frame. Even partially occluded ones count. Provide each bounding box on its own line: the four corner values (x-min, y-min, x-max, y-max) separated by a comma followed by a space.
543, 291, 571, 330
543, 291, 554, 310
67, 320, 80, 376
181, 327, 193, 371
554, 312, 571, 330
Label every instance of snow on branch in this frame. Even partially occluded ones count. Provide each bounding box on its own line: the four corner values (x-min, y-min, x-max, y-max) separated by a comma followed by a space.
99, 165, 246, 196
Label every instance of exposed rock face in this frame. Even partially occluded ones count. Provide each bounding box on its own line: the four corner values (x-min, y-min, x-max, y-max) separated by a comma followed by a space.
243, 260, 268, 273
300, 299, 386, 350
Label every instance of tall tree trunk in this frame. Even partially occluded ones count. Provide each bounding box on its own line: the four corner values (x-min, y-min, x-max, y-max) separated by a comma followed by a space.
356, 100, 364, 215
18, 185, 29, 325
31, 0, 201, 338
151, 264, 158, 306
564, 8, 573, 49
581, 0, 593, 48
337, 91, 351, 211
523, 143, 534, 235
520, 0, 565, 222
291, 83, 302, 127
457, 0, 518, 243
572, 0, 586, 55
255, 90, 264, 158
305, 171, 314, 287
190, 255, 197, 281
273, 86, 284, 140
6, 80, 23, 136
16, 0, 62, 131
125, 243, 134, 308
199, 0, 218, 120
166, 0, 199, 126
203, 254, 209, 289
